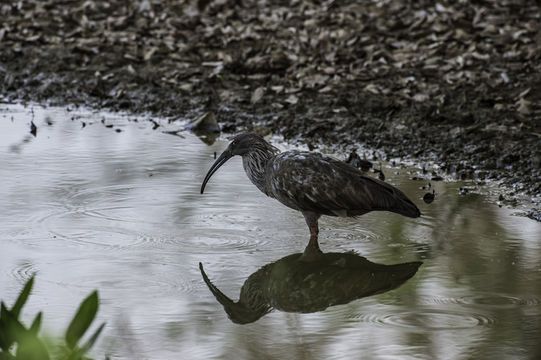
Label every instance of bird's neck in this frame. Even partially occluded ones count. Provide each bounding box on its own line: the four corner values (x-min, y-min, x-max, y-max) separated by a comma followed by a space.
242, 143, 278, 194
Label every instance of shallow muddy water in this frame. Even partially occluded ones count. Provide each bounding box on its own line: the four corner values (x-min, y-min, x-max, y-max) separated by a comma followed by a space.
1, 104, 540, 359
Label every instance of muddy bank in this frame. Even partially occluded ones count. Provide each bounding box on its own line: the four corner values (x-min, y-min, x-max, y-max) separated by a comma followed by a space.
1, 0, 540, 198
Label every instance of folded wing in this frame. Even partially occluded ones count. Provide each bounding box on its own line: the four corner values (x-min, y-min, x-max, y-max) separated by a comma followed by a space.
266, 152, 420, 218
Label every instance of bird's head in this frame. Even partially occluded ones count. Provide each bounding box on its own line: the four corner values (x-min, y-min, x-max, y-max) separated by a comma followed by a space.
200, 133, 269, 194
227, 132, 260, 156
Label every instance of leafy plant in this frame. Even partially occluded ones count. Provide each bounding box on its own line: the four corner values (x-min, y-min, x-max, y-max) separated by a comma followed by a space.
0, 276, 105, 360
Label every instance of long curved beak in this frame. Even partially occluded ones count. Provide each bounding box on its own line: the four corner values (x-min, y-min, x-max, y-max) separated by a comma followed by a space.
200, 149, 232, 194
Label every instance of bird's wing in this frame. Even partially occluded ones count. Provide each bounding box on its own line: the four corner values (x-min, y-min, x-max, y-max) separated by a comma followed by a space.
267, 152, 419, 218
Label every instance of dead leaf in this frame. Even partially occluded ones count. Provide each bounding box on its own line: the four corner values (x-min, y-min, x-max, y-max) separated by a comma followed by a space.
413, 93, 429, 102
363, 84, 380, 95
251, 86, 265, 104
285, 94, 298, 105
143, 47, 158, 61
517, 98, 532, 115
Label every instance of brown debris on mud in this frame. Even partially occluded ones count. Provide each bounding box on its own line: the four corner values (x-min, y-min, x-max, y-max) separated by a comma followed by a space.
1, 0, 540, 199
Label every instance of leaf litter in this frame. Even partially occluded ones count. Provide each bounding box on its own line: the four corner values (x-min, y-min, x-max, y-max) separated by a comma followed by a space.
0, 0, 540, 206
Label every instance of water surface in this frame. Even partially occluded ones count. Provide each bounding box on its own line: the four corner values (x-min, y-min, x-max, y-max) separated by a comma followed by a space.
1, 104, 540, 359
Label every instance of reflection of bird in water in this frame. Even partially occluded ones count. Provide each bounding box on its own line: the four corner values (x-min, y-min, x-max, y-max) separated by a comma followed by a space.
201, 133, 421, 259
200, 252, 422, 324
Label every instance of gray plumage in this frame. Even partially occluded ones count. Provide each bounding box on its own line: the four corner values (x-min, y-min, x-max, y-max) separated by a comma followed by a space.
201, 132, 420, 257
263, 151, 420, 218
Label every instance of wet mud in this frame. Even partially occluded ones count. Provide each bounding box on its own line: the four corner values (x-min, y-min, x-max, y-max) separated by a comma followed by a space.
1, 0, 540, 202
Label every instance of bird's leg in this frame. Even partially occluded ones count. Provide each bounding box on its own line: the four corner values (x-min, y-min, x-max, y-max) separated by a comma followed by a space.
309, 222, 319, 238
301, 212, 323, 262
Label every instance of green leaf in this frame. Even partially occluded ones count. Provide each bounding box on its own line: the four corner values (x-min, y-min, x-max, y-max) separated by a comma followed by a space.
12, 276, 34, 318
29, 312, 42, 335
0, 302, 27, 351
15, 332, 50, 360
0, 302, 10, 350
0, 352, 14, 360
65, 291, 99, 349
79, 322, 105, 355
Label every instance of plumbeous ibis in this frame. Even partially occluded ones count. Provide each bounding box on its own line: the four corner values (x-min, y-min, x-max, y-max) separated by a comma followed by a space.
201, 133, 420, 257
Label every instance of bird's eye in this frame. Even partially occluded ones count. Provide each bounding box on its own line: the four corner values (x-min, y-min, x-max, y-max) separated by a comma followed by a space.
232, 140, 238, 146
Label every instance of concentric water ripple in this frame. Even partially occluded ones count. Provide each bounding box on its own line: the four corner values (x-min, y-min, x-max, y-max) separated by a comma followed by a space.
43, 225, 149, 250
420, 294, 540, 308
177, 229, 272, 254
8, 260, 39, 284
67, 183, 138, 202
18, 256, 200, 296
460, 294, 540, 307
356, 308, 494, 330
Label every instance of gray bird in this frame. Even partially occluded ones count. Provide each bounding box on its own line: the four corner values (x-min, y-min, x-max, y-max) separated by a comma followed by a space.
201, 133, 420, 258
